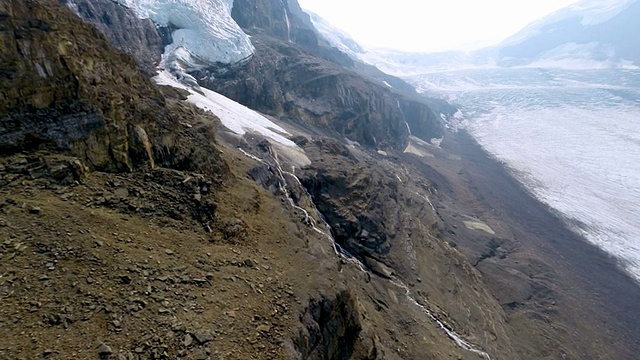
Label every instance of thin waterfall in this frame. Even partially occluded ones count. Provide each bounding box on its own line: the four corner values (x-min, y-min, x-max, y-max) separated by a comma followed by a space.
281, 0, 292, 42
238, 146, 492, 360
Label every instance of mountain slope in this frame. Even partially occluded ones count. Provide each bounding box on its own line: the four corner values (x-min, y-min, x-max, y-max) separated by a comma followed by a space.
0, 0, 225, 174
198, 0, 445, 150
3, 1, 640, 360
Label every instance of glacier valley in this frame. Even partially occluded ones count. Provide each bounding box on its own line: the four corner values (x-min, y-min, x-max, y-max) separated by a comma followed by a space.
414, 68, 640, 281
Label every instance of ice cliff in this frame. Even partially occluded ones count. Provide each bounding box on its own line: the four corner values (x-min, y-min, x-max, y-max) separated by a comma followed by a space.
114, 0, 254, 70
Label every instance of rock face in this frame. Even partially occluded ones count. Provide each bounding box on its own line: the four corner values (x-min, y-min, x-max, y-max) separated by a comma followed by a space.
0, 0, 225, 175
293, 291, 378, 360
198, 0, 444, 150
60, 0, 168, 76
297, 139, 414, 270
231, 0, 318, 46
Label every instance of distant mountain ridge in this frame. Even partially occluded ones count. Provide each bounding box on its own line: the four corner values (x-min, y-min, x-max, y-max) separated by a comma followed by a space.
307, 0, 640, 74
493, 0, 640, 68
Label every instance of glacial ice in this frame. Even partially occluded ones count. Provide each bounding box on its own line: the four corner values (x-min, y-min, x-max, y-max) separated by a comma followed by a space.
115, 0, 254, 68
417, 67, 640, 281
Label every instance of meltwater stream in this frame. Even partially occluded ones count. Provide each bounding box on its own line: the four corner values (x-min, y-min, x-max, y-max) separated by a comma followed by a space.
239, 147, 492, 360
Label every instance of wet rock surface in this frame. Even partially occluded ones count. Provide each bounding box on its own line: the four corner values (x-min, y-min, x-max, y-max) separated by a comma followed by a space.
293, 290, 378, 360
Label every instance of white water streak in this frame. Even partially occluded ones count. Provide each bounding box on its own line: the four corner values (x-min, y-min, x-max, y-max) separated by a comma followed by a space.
417, 192, 436, 213
281, 0, 292, 42
397, 99, 413, 136
392, 279, 492, 360
237, 148, 265, 163
238, 147, 492, 359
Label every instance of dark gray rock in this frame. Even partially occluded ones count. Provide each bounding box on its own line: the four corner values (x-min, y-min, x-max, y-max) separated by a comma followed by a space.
293, 290, 377, 360
183, 334, 193, 347
97, 343, 113, 357
198, 34, 443, 150
60, 0, 169, 75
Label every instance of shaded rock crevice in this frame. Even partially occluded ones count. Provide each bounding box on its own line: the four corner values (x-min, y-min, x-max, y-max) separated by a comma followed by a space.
292, 290, 379, 360
295, 140, 402, 272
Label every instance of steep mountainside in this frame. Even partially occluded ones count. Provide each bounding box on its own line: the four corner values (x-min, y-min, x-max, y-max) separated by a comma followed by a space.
2, 1, 640, 360
59, 0, 169, 75
199, 0, 444, 150
0, 0, 224, 175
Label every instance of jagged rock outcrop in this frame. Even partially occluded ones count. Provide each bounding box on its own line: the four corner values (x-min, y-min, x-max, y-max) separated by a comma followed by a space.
0, 0, 226, 175
292, 291, 379, 360
60, 0, 168, 75
298, 139, 406, 264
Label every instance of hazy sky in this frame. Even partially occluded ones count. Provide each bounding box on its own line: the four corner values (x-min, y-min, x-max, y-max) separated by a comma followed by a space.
298, 0, 581, 52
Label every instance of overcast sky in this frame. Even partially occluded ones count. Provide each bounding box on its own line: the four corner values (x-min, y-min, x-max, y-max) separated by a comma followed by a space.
297, 0, 580, 52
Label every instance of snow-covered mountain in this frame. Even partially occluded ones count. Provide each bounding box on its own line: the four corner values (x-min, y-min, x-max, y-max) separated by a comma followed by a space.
307, 0, 640, 74
303, 11, 462, 75
493, 0, 640, 68
113, 0, 254, 72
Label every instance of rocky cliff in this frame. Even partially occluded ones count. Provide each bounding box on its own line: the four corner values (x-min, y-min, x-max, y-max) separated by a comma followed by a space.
0, 0, 225, 180
231, 0, 316, 46
55, 0, 443, 150
59, 0, 169, 76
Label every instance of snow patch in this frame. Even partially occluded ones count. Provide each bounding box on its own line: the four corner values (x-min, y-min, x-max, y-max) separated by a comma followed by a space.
463, 220, 496, 235
155, 71, 296, 147
569, 0, 634, 25
306, 10, 364, 58
502, 0, 634, 47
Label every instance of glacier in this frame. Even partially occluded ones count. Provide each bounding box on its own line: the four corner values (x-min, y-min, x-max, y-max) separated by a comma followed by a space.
115, 0, 254, 69
416, 68, 640, 282
114, 2, 302, 158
